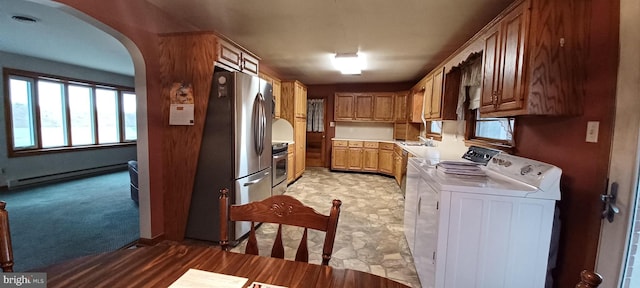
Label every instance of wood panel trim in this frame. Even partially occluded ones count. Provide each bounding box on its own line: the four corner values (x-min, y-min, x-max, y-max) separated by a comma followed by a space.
159, 33, 219, 240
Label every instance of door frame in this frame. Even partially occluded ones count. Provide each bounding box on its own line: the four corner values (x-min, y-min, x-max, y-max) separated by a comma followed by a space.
595, 0, 640, 286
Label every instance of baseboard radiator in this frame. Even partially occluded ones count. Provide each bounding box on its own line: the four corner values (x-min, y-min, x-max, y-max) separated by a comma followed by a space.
6, 163, 128, 190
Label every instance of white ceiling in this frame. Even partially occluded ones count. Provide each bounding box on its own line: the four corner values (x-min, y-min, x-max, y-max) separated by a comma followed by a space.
0, 0, 514, 84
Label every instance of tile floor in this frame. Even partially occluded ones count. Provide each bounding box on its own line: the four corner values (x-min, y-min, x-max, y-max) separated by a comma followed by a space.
230, 167, 421, 287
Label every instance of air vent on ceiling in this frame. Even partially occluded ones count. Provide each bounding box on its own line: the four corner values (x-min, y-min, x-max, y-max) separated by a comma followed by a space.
11, 15, 38, 23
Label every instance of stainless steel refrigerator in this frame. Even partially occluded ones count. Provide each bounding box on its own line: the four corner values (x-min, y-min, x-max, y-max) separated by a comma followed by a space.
185, 70, 272, 243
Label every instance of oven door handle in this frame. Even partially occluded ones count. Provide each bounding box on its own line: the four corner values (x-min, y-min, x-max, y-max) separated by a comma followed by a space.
273, 153, 288, 161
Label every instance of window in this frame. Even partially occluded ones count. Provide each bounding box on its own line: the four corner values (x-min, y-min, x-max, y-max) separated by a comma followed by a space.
426, 120, 442, 136
4, 68, 136, 156
466, 109, 515, 148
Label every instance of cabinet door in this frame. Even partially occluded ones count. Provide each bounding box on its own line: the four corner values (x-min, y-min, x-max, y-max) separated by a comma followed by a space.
394, 91, 407, 122
373, 93, 394, 122
273, 80, 281, 119
354, 94, 374, 120
295, 83, 307, 118
378, 149, 394, 174
409, 90, 424, 123
497, 4, 526, 112
348, 148, 363, 170
430, 68, 444, 119
334, 94, 355, 121
287, 144, 295, 183
393, 152, 402, 184
295, 118, 306, 178
331, 147, 348, 170
415, 177, 438, 288
422, 76, 434, 120
480, 24, 502, 113
217, 40, 242, 71
241, 53, 259, 76
362, 148, 379, 172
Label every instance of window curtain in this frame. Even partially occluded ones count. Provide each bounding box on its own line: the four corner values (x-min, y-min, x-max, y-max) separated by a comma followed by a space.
307, 99, 324, 132
456, 55, 483, 120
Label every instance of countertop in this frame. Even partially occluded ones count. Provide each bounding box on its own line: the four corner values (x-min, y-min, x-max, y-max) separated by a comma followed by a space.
331, 137, 441, 160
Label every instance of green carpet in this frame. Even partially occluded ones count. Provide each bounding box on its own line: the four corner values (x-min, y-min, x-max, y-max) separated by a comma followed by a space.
0, 171, 139, 271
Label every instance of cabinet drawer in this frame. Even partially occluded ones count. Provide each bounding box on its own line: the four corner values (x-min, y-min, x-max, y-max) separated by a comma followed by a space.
364, 142, 379, 148
348, 141, 364, 148
333, 140, 348, 147
379, 142, 395, 150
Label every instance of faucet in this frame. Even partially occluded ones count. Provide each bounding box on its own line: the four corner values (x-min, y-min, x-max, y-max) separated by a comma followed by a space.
418, 136, 436, 147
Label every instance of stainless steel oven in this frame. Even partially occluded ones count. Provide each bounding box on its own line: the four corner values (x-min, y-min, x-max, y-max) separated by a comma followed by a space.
272, 143, 288, 195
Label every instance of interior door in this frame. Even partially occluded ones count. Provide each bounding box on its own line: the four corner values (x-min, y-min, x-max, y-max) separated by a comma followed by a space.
595, 3, 639, 286
306, 98, 326, 167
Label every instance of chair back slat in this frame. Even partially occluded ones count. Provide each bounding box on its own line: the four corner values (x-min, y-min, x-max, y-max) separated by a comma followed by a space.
245, 222, 259, 256
271, 225, 285, 259
575, 270, 603, 288
294, 228, 309, 263
219, 191, 341, 266
0, 201, 14, 272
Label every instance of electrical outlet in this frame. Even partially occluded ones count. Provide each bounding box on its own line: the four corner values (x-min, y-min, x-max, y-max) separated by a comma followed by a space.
586, 121, 599, 143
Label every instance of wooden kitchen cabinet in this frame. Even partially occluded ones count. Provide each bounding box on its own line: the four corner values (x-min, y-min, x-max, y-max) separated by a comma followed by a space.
282, 80, 307, 181
287, 144, 295, 184
421, 67, 445, 120
393, 122, 421, 141
217, 39, 259, 76
477, 0, 586, 117
373, 93, 395, 122
408, 89, 424, 123
259, 72, 282, 119
332, 140, 394, 176
480, 3, 526, 115
393, 145, 404, 185
294, 117, 306, 178
362, 142, 379, 172
394, 91, 408, 122
354, 95, 374, 120
377, 143, 394, 175
334, 93, 394, 122
347, 141, 364, 170
334, 94, 355, 121
331, 141, 348, 170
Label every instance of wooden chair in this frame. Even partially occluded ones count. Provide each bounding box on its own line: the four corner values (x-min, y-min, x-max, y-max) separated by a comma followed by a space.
575, 270, 603, 288
219, 189, 341, 265
0, 201, 14, 272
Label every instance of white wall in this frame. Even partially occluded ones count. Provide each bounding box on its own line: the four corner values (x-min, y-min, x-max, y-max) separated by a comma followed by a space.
0, 51, 136, 187
432, 120, 470, 160
335, 122, 394, 140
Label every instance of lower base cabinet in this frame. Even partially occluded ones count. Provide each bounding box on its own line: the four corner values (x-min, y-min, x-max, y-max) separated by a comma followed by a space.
331, 140, 398, 177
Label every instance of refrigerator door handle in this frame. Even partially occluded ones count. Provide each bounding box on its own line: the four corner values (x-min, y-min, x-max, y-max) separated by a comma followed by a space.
259, 93, 267, 155
243, 171, 270, 186
253, 93, 262, 155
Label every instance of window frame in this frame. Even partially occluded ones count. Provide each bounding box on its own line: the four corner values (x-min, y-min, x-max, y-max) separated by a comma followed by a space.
3, 68, 136, 157
464, 108, 515, 153
425, 120, 443, 141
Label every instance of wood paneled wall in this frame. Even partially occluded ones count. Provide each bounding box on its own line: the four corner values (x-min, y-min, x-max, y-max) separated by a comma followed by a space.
159, 33, 218, 240
515, 0, 618, 287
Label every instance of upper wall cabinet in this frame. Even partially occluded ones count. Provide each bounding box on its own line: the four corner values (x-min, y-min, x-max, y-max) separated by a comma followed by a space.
394, 91, 408, 122
417, 67, 445, 121
259, 72, 282, 118
479, 0, 587, 117
334, 93, 395, 122
217, 39, 259, 76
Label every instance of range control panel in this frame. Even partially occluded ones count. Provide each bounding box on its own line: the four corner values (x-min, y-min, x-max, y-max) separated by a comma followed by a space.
462, 146, 501, 165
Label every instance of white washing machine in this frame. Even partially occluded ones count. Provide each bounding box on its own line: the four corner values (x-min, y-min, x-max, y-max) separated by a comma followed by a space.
406, 147, 560, 288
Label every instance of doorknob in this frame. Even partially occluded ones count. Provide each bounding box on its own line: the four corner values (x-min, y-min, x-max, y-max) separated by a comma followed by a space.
601, 182, 620, 223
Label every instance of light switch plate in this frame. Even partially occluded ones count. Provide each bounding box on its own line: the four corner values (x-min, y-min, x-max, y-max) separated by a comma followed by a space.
586, 121, 599, 143
330, 121, 335, 127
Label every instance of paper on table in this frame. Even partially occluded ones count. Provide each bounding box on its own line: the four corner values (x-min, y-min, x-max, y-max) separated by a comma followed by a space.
248, 282, 288, 288
169, 269, 248, 288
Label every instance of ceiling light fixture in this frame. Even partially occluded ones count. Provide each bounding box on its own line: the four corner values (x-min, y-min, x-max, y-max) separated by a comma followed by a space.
332, 53, 365, 75
11, 15, 39, 24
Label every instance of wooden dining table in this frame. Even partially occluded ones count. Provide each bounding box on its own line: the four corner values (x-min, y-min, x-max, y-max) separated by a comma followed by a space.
39, 243, 411, 288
